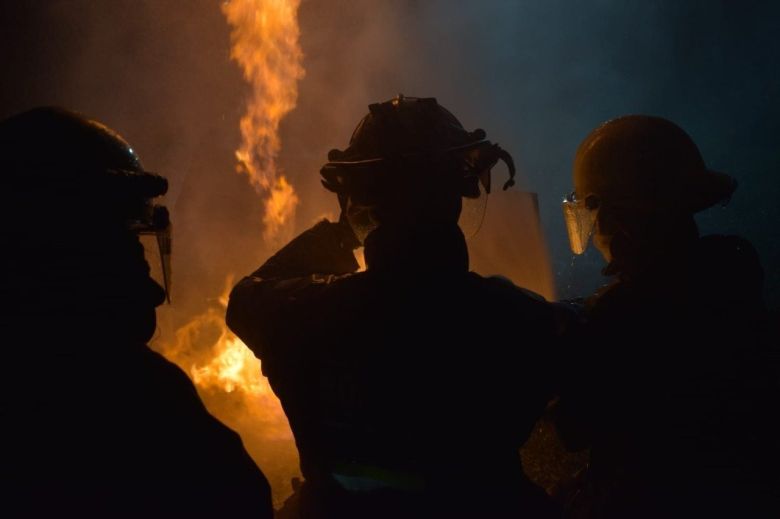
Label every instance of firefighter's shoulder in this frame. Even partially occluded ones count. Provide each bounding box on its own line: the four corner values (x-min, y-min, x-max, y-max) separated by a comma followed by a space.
472, 272, 549, 302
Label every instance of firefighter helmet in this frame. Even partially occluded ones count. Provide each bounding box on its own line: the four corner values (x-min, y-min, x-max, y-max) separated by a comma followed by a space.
320, 95, 515, 240
563, 115, 736, 254
0, 106, 172, 300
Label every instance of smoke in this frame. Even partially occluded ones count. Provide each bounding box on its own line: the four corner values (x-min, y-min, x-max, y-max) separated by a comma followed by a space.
287, 0, 780, 305
4, 0, 775, 309
2, 0, 778, 506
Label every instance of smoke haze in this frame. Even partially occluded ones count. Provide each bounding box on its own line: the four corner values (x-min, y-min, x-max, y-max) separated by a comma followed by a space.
2, 0, 777, 308
2, 0, 778, 505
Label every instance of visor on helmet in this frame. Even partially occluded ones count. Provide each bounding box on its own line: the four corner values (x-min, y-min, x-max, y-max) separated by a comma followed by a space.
563, 191, 598, 255
459, 178, 488, 239
132, 204, 172, 303
323, 141, 513, 243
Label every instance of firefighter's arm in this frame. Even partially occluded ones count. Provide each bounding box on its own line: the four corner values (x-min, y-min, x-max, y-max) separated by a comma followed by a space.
226, 219, 360, 357
547, 300, 596, 452
251, 218, 360, 280
526, 299, 595, 452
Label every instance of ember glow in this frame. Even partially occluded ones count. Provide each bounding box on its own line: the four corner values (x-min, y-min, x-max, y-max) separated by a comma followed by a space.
223, 0, 305, 245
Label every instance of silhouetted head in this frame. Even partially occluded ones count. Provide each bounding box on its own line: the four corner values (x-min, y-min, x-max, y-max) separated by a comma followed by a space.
0, 107, 171, 343
320, 96, 515, 243
563, 115, 737, 277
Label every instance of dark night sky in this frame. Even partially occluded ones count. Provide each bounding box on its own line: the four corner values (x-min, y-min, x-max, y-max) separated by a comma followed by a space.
1, 0, 778, 311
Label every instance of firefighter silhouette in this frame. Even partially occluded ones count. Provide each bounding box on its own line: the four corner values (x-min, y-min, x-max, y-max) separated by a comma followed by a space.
0, 107, 273, 518
228, 95, 569, 518
552, 115, 778, 518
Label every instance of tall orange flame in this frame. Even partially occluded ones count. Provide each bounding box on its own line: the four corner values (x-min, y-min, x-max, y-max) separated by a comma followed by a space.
155, 0, 307, 507
223, 0, 305, 244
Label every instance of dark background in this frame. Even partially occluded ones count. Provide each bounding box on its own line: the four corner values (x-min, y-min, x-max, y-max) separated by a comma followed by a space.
2, 0, 777, 505
1, 0, 778, 313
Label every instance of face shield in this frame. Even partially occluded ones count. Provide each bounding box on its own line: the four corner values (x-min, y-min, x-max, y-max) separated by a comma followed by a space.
562, 191, 598, 255
323, 140, 515, 243
458, 176, 488, 238
343, 179, 487, 243
131, 203, 172, 303
457, 141, 515, 239
345, 182, 488, 241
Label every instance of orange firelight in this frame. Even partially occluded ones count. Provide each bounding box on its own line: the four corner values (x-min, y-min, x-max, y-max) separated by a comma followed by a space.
155, 0, 307, 507
223, 0, 305, 246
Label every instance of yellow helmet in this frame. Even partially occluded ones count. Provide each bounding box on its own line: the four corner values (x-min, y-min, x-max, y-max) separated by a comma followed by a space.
564, 115, 736, 254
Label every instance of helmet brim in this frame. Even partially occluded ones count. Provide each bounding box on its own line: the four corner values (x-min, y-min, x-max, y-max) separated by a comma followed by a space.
688, 170, 737, 213
320, 140, 491, 194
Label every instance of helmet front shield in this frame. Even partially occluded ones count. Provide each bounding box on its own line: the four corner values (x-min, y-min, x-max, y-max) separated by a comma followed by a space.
563, 191, 597, 255
124, 175, 172, 303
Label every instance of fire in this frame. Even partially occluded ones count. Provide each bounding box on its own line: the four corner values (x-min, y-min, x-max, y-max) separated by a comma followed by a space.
185, 279, 267, 394
191, 327, 264, 394
159, 277, 290, 438
223, 0, 305, 244
263, 176, 299, 245
155, 278, 300, 506
354, 246, 367, 272
151, 0, 308, 506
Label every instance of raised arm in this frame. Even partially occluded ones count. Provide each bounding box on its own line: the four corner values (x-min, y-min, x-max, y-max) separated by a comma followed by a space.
226, 219, 359, 358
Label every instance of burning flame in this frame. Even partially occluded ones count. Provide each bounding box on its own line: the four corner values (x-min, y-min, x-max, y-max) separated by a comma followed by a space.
190, 325, 265, 394
154, 1, 308, 506
223, 0, 305, 244
188, 286, 261, 393
155, 277, 300, 507
159, 277, 290, 438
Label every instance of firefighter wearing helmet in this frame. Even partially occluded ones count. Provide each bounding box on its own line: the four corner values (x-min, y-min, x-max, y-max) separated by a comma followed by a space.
551, 115, 777, 518
228, 96, 565, 518
0, 107, 273, 518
